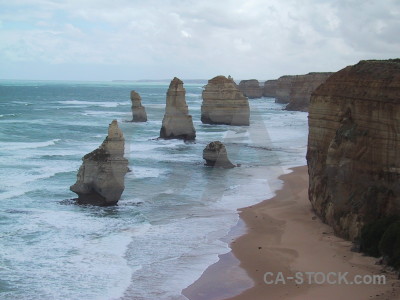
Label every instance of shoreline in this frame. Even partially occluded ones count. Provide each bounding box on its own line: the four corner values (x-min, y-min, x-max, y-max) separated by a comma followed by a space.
184, 166, 400, 300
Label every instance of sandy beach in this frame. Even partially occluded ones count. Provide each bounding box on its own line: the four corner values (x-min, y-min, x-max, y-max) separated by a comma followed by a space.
184, 166, 400, 300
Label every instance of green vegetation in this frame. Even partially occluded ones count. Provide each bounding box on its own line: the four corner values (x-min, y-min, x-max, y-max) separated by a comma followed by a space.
360, 216, 400, 269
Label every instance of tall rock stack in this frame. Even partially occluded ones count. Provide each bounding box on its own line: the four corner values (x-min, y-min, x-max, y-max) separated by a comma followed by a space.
70, 120, 129, 206
159, 77, 196, 141
130, 90, 147, 122
238, 79, 263, 98
307, 59, 400, 240
201, 76, 250, 126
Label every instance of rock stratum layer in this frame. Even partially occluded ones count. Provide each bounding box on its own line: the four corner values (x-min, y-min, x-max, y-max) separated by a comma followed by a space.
130, 90, 147, 122
264, 73, 333, 111
203, 141, 235, 168
160, 77, 196, 140
70, 120, 129, 206
238, 79, 263, 98
201, 76, 250, 126
307, 59, 400, 240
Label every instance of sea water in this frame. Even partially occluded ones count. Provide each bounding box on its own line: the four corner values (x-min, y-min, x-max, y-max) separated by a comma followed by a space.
0, 80, 308, 300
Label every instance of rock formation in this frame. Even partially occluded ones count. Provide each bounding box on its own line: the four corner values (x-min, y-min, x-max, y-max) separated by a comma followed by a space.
307, 59, 400, 240
70, 120, 129, 206
159, 77, 196, 141
130, 90, 147, 122
201, 76, 250, 126
263, 73, 333, 111
238, 79, 263, 98
203, 141, 235, 168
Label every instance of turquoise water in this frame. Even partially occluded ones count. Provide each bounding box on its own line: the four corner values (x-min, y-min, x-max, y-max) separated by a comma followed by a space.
0, 80, 308, 299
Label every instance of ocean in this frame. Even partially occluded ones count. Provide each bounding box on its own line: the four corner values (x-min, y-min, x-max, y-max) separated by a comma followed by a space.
0, 80, 308, 300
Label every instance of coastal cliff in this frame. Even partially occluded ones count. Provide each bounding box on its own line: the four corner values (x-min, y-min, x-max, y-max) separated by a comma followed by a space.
160, 77, 196, 140
201, 76, 250, 126
70, 120, 129, 206
307, 59, 400, 240
264, 73, 333, 111
238, 79, 263, 98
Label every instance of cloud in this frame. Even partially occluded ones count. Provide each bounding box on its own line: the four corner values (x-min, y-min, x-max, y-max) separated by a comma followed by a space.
0, 0, 399, 80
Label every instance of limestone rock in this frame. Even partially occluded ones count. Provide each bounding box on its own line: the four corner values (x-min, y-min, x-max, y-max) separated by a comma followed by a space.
307, 59, 400, 240
263, 73, 333, 111
203, 141, 235, 168
201, 76, 250, 126
159, 77, 196, 140
70, 120, 129, 206
130, 90, 147, 122
238, 79, 263, 98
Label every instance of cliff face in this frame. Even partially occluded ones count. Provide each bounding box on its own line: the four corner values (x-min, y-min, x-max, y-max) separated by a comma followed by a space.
201, 76, 250, 126
285, 73, 333, 111
130, 90, 147, 122
70, 120, 129, 206
263, 75, 295, 103
307, 59, 400, 240
263, 73, 333, 111
160, 77, 196, 140
238, 79, 263, 98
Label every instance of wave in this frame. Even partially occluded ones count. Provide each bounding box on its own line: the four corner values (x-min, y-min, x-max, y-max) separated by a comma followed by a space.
0, 139, 60, 151
58, 100, 125, 108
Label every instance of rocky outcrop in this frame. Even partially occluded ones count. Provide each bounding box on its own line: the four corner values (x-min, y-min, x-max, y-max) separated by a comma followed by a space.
70, 120, 129, 206
203, 141, 235, 168
238, 79, 263, 98
263, 73, 333, 111
201, 76, 250, 126
307, 59, 400, 240
285, 73, 333, 111
263, 76, 295, 103
160, 77, 196, 141
130, 90, 147, 122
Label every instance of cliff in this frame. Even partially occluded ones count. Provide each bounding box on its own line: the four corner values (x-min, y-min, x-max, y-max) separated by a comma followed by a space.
201, 75, 250, 126
263, 73, 333, 111
238, 79, 263, 98
160, 77, 196, 141
70, 120, 129, 206
130, 90, 147, 122
307, 59, 400, 240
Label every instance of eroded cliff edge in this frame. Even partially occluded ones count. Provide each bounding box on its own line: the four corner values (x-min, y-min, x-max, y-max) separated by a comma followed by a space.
307, 59, 400, 240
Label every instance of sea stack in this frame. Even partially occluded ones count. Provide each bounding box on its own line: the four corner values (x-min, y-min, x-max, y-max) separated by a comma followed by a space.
201, 76, 250, 126
203, 141, 235, 168
130, 90, 147, 122
159, 77, 196, 141
238, 79, 263, 98
307, 59, 400, 240
70, 120, 129, 206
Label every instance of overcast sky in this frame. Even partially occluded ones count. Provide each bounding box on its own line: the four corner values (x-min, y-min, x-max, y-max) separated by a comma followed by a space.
0, 0, 399, 81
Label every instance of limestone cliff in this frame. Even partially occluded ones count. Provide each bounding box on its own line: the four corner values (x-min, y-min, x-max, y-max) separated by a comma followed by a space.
201, 76, 250, 126
70, 120, 129, 206
130, 90, 147, 122
307, 59, 400, 240
203, 141, 235, 168
263, 73, 333, 111
238, 79, 263, 98
160, 77, 196, 141
285, 73, 333, 111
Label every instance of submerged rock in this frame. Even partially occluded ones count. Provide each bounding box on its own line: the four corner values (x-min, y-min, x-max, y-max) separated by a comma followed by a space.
159, 77, 196, 141
130, 90, 147, 122
201, 76, 250, 126
203, 141, 235, 168
70, 120, 129, 206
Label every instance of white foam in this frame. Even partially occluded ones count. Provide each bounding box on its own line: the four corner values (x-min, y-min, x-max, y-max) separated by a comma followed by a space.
59, 100, 122, 108
0, 139, 60, 151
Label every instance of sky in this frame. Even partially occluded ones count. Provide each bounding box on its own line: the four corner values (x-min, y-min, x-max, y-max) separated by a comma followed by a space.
0, 0, 399, 81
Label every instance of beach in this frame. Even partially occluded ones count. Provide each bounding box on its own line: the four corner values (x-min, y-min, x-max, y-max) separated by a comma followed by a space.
184, 166, 400, 300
